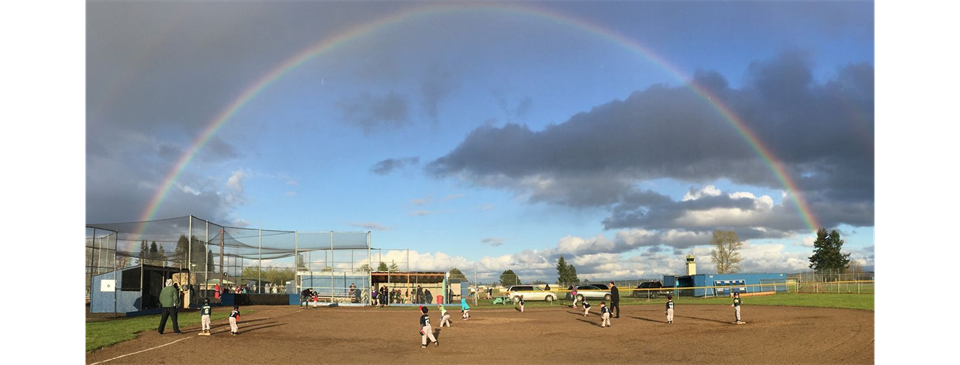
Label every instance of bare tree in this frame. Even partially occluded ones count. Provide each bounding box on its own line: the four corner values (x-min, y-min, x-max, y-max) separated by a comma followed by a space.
710, 230, 743, 274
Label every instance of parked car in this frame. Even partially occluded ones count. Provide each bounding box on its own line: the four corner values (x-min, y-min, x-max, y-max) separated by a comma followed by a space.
569, 285, 612, 302
505, 285, 557, 302
632, 281, 670, 298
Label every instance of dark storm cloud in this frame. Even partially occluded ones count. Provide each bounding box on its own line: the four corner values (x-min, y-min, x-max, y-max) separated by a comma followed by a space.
335, 92, 410, 134
86, 133, 243, 224
370, 157, 420, 175
428, 52, 874, 233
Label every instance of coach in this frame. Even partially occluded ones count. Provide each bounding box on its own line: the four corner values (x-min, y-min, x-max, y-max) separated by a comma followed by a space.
609, 281, 620, 318
158, 279, 182, 334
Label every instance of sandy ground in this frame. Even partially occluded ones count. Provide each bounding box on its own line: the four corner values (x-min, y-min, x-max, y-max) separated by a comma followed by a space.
87, 304, 873, 364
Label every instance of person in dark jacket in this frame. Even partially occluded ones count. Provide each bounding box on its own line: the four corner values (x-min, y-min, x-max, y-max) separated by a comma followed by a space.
609, 281, 620, 318
158, 279, 182, 334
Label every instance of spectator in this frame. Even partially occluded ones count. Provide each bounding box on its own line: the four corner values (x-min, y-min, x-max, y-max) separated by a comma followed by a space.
416, 285, 424, 304
425, 288, 433, 304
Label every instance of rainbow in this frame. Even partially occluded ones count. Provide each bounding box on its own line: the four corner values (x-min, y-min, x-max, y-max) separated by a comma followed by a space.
136, 2, 820, 234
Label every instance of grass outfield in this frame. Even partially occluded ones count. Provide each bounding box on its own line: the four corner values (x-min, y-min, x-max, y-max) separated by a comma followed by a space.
467, 292, 874, 311
86, 309, 251, 352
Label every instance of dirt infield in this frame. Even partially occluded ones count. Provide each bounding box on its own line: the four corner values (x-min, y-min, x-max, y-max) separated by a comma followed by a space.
86, 304, 873, 364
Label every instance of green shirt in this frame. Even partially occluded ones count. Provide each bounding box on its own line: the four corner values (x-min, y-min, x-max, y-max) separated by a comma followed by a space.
201, 305, 211, 316
733, 297, 741, 307
159, 286, 180, 308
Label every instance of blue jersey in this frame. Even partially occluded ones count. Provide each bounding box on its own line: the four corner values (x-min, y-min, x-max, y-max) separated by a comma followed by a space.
201, 305, 211, 316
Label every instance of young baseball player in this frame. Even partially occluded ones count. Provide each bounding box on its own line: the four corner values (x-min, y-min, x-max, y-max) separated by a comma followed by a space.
665, 294, 674, 324
419, 307, 438, 348
229, 305, 240, 335
571, 287, 579, 308
599, 302, 611, 327
518, 295, 525, 313
461, 298, 470, 320
731, 292, 743, 324
438, 304, 452, 327
582, 299, 592, 316
199, 298, 212, 335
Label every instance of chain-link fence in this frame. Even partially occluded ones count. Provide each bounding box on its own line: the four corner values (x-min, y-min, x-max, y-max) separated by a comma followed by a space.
86, 216, 374, 312
788, 269, 875, 294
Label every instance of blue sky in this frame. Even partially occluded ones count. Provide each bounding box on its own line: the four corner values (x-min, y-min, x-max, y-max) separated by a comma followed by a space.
85, 1, 875, 282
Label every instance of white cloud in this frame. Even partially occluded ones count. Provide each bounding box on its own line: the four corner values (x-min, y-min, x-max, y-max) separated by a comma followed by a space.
682, 185, 722, 201
227, 170, 246, 192
674, 188, 778, 228
176, 183, 200, 196
285, 191, 297, 197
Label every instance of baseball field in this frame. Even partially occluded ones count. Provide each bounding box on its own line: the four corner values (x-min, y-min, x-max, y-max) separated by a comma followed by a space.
86, 298, 874, 364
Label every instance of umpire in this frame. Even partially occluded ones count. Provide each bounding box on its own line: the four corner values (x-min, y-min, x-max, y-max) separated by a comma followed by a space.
609, 281, 620, 318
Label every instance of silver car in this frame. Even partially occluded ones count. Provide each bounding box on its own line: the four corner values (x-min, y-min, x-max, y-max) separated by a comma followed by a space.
506, 285, 558, 302
572, 284, 612, 302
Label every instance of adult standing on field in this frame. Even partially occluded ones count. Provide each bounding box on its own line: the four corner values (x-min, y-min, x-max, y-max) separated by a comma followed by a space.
158, 279, 182, 334
609, 282, 620, 318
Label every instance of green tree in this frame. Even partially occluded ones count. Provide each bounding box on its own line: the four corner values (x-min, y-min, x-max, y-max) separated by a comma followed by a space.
710, 230, 743, 274
137, 241, 149, 265
389, 260, 399, 272
174, 235, 189, 268
568, 265, 579, 285
148, 241, 159, 266
377, 261, 389, 271
448, 268, 468, 281
556, 256, 580, 286
356, 264, 371, 273
499, 269, 520, 286
808, 228, 851, 278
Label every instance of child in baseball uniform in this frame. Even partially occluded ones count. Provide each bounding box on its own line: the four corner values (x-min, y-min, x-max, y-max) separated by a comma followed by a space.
665, 294, 674, 324
731, 292, 743, 324
461, 298, 470, 320
571, 287, 579, 308
582, 300, 591, 316
438, 304, 452, 327
199, 298, 212, 335
599, 302, 611, 327
419, 307, 438, 348
229, 305, 240, 335
518, 295, 525, 313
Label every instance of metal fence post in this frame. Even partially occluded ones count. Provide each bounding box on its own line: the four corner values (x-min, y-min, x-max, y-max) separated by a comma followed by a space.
258, 228, 262, 293
187, 215, 192, 287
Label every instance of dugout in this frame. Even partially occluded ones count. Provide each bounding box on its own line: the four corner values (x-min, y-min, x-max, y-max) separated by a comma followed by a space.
371, 271, 452, 304
89, 264, 190, 314
665, 273, 789, 298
